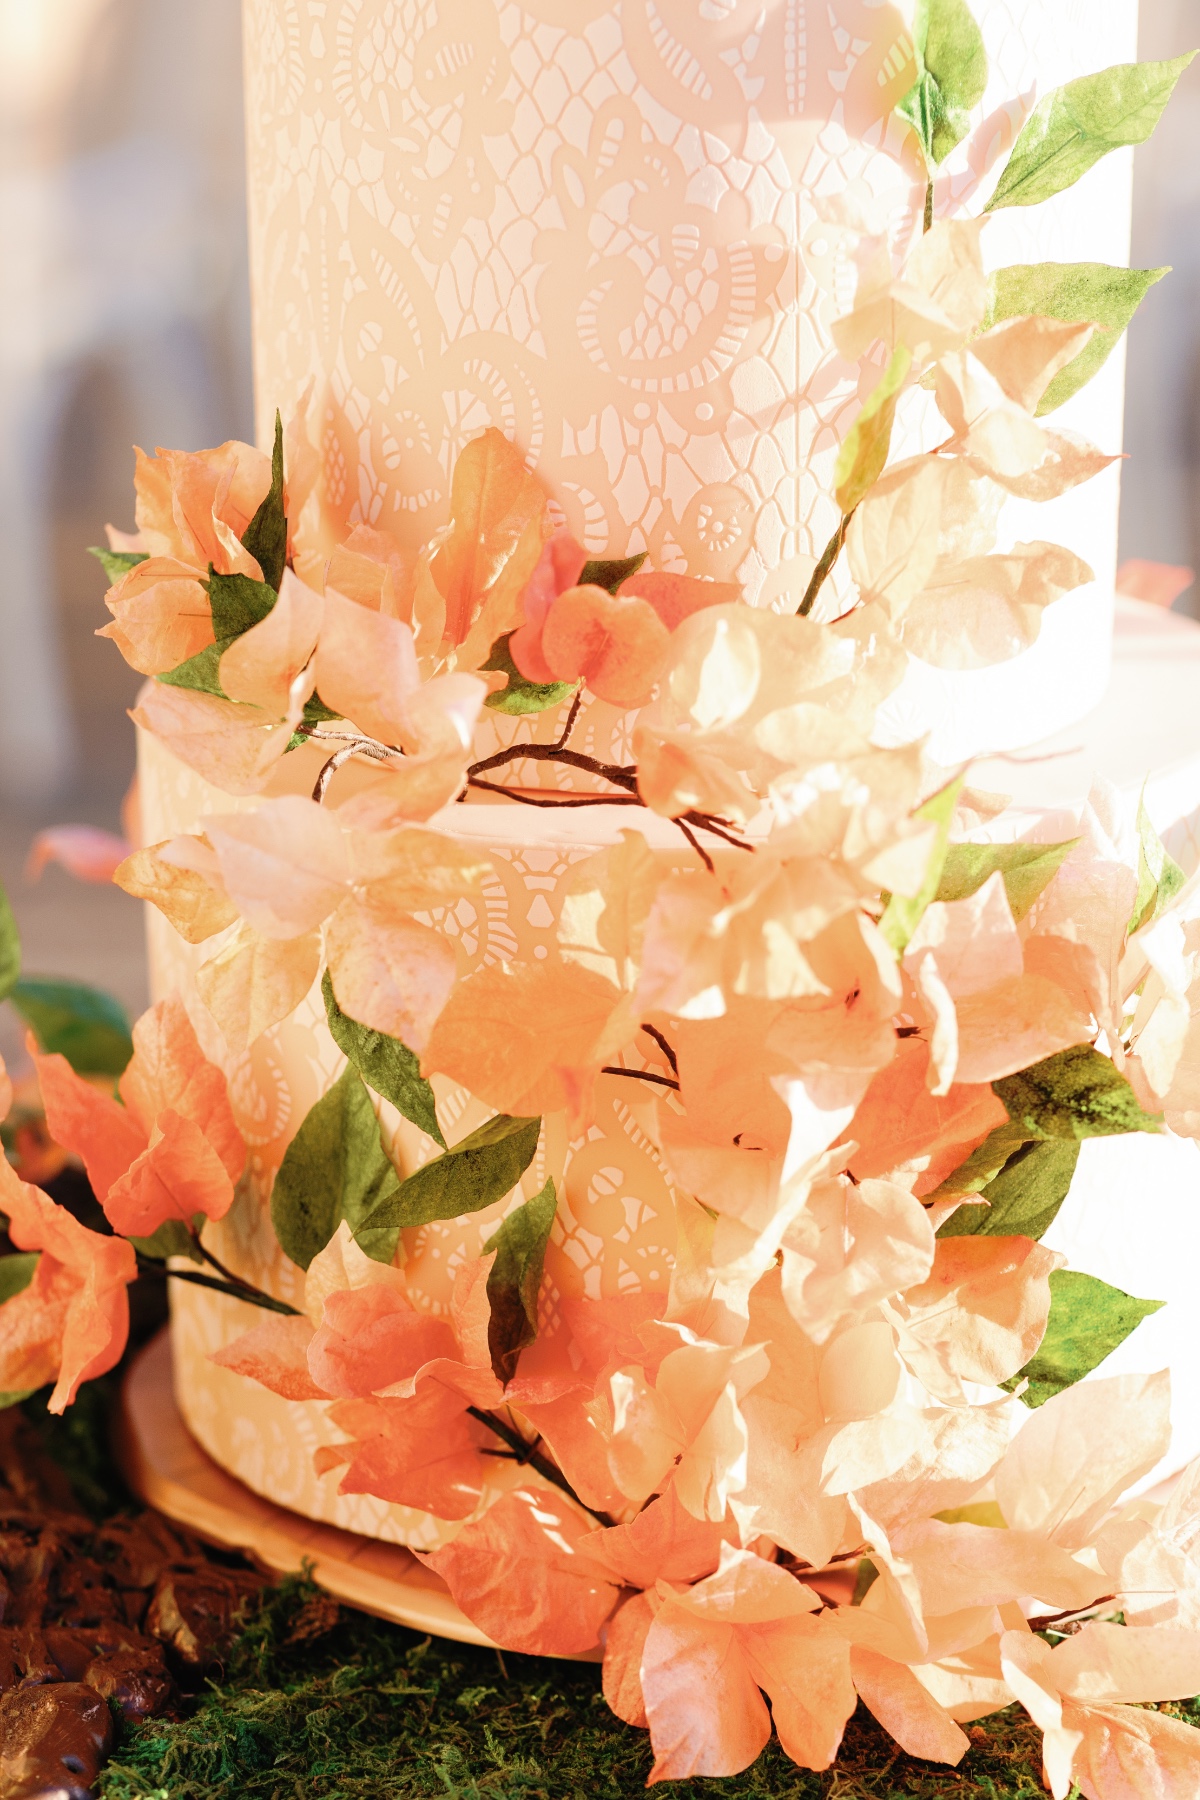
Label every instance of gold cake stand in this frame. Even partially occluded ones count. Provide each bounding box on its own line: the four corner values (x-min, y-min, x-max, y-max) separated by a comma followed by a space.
116, 1329, 601, 1654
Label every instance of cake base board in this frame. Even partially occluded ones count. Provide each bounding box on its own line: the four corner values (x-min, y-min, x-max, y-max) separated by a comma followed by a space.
116, 1329, 601, 1661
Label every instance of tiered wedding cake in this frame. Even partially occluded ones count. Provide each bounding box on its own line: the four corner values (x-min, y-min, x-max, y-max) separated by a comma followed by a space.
35, 0, 1200, 1780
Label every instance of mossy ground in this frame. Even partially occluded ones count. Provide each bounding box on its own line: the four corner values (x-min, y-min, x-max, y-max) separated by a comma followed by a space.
26, 1379, 1170, 1800
96, 1574, 1053, 1800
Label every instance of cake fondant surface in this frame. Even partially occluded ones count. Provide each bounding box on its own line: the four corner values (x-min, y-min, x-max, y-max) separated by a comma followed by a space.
243, 0, 1135, 761
135, 0, 1200, 1553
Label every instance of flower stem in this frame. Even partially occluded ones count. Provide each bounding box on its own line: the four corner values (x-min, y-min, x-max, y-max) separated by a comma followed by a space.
136, 1260, 301, 1317
466, 1404, 618, 1528
798, 512, 854, 618
924, 177, 934, 233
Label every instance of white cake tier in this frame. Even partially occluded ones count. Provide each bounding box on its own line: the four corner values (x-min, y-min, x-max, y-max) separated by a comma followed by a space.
243, 0, 1136, 762
147, 604, 1200, 1538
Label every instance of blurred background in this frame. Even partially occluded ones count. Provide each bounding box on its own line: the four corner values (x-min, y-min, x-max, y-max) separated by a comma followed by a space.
0, 0, 1196, 1042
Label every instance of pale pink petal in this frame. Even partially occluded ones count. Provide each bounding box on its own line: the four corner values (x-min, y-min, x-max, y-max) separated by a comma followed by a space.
25, 826, 131, 885
197, 924, 321, 1052
219, 569, 323, 714
307, 1285, 459, 1398
104, 1110, 235, 1237
211, 1316, 327, 1400
35, 1048, 147, 1204
424, 1484, 620, 1655
1069, 1700, 1200, 1800
315, 588, 421, 744
995, 1372, 1172, 1551
743, 1615, 857, 1771
207, 796, 349, 940
642, 1601, 771, 1782
119, 996, 244, 1182
0, 1162, 136, 1411
850, 1644, 969, 1765
328, 1390, 490, 1519
325, 900, 456, 1053
603, 1590, 657, 1728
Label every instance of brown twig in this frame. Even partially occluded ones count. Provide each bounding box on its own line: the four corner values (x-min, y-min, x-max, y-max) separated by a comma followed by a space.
468, 742, 639, 792
676, 817, 715, 873
640, 1024, 679, 1074
466, 777, 641, 807
601, 1066, 681, 1091
466, 1405, 618, 1527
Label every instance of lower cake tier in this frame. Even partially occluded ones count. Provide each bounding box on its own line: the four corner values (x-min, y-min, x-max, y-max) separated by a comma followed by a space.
142, 596, 1200, 1548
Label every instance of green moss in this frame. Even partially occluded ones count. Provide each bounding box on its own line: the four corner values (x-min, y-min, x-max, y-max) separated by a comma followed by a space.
98, 1574, 1052, 1800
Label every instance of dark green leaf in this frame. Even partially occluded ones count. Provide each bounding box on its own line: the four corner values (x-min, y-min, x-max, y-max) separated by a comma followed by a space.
303, 693, 342, 725
270, 1066, 401, 1271
1129, 792, 1186, 935
242, 411, 288, 592
157, 569, 279, 697
156, 641, 229, 698
994, 1043, 1161, 1141
357, 1114, 541, 1239
207, 570, 279, 640
878, 773, 965, 953
834, 347, 912, 514
322, 972, 445, 1149
925, 1118, 1036, 1204
984, 263, 1169, 414
88, 546, 149, 583
987, 54, 1196, 212
481, 633, 578, 717
1005, 1270, 1164, 1407
937, 1138, 1080, 1240
127, 1220, 205, 1264
483, 1177, 557, 1386
936, 838, 1078, 922
578, 553, 647, 595
0, 880, 19, 1003
0, 1252, 39, 1304
0, 1389, 36, 1410
11, 979, 132, 1075
896, 0, 988, 167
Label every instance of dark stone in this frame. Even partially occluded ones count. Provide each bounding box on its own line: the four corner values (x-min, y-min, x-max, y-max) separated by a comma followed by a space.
0, 1682, 113, 1800
146, 1567, 263, 1670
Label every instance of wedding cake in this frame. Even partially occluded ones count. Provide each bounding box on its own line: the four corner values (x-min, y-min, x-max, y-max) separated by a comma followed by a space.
35, 0, 1200, 1785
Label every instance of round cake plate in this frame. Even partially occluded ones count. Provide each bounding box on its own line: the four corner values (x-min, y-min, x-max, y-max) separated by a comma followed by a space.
116, 1329, 600, 1661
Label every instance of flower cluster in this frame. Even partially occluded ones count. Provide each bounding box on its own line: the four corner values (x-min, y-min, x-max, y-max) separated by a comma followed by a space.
5, 25, 1200, 1796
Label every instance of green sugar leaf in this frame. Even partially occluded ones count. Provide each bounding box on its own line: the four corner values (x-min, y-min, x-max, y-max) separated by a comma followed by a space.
896, 0, 988, 167
0, 1389, 36, 1411
357, 1113, 541, 1239
985, 263, 1169, 414
483, 1177, 558, 1386
481, 632, 579, 717
1129, 791, 1186, 935
936, 838, 1078, 921
207, 569, 279, 640
242, 411, 288, 592
878, 772, 964, 953
936, 1137, 1080, 1241
158, 568, 279, 697
0, 1252, 39, 1304
578, 553, 648, 594
926, 1118, 1036, 1204
156, 641, 229, 698
834, 347, 912, 515
1006, 1269, 1164, 1407
88, 546, 149, 583
271, 1065, 401, 1271
987, 53, 1196, 212
994, 1043, 1162, 1140
0, 881, 20, 1003
11, 979, 132, 1075
322, 972, 445, 1149
127, 1219, 205, 1264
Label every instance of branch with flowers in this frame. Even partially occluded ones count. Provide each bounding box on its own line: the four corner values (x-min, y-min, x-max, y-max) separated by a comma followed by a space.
6, 9, 1200, 1793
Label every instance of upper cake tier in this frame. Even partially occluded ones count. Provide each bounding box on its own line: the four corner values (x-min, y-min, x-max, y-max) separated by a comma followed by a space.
242, 0, 1137, 762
